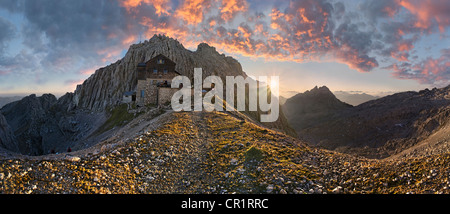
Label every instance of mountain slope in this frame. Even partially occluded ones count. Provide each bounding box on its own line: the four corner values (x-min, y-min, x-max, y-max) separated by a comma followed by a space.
2, 110, 450, 194
300, 86, 450, 159
72, 34, 295, 136
388, 120, 450, 160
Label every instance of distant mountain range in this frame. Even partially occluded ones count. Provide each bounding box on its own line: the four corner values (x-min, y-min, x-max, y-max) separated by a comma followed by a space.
333, 91, 379, 106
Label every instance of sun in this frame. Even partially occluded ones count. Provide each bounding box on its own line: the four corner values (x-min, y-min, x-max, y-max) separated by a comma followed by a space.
270, 79, 278, 90
269, 77, 279, 97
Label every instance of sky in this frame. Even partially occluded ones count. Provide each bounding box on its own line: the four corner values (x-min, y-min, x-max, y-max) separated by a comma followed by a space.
0, 0, 449, 98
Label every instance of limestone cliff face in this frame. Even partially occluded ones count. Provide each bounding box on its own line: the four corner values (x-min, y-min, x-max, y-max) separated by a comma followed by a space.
0, 112, 17, 153
73, 35, 245, 111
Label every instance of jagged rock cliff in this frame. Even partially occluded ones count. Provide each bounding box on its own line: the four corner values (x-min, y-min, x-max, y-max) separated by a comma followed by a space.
0, 112, 17, 153
0, 94, 106, 155
73, 35, 245, 111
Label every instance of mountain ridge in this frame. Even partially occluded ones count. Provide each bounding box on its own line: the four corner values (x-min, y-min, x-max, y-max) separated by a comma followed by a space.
294, 85, 450, 159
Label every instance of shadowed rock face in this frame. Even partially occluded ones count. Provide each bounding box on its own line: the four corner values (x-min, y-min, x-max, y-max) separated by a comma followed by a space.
0, 94, 57, 155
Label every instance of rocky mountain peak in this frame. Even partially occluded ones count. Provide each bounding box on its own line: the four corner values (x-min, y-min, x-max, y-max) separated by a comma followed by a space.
289, 86, 350, 109
283, 86, 352, 131
305, 86, 334, 96
72, 35, 247, 111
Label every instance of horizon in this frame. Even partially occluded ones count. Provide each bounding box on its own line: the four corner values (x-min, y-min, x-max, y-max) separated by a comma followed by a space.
0, 0, 449, 98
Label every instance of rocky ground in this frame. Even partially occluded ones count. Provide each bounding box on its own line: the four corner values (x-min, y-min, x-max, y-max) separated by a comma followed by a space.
1, 111, 450, 194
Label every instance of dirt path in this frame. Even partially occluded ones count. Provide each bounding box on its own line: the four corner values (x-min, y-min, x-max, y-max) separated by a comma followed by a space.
170, 111, 213, 193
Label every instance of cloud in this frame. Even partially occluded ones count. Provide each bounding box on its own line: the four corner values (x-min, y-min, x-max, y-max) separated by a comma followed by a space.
0, 17, 15, 52
0, 0, 449, 93
220, 0, 248, 22
360, 0, 401, 23
0, 0, 140, 82
390, 48, 450, 86
119, 0, 171, 16
396, 0, 450, 33
176, 0, 213, 25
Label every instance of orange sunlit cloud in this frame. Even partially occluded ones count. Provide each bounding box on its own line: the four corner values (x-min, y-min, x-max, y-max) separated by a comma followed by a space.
2, 0, 449, 97
176, 0, 212, 25
220, 0, 248, 22
118, 0, 449, 85
119, 0, 171, 16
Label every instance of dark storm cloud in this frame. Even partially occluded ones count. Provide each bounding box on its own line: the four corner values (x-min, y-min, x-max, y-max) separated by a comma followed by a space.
0, 0, 140, 77
21, 0, 135, 63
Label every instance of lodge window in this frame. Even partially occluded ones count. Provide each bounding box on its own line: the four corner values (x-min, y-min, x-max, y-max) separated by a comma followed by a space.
163, 69, 168, 74
157, 59, 164, 64
153, 69, 158, 74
